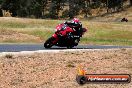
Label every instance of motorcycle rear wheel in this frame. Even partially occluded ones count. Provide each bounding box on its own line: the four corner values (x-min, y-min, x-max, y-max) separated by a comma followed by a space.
44, 37, 54, 48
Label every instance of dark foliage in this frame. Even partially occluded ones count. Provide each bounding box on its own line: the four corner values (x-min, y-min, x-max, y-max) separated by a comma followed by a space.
0, 0, 131, 18
130, 0, 132, 5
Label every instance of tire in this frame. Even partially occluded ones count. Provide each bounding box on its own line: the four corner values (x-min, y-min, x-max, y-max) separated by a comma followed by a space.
67, 46, 73, 49
44, 37, 54, 48
76, 75, 87, 85
74, 39, 80, 46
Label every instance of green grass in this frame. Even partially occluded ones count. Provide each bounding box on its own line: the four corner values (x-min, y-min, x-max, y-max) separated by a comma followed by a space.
0, 17, 132, 46
0, 22, 27, 28
0, 17, 63, 28
80, 21, 132, 45
22, 30, 54, 40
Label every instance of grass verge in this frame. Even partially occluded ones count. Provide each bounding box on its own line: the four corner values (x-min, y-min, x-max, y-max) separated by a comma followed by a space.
0, 17, 132, 45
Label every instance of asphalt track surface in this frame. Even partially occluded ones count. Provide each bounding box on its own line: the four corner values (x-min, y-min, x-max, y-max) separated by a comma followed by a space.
0, 44, 132, 52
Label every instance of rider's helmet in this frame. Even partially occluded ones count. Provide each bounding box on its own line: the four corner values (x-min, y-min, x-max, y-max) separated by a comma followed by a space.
71, 18, 82, 28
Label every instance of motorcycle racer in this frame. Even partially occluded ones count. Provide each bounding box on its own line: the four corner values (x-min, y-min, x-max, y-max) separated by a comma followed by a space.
57, 18, 83, 38
64, 18, 82, 31
44, 18, 87, 49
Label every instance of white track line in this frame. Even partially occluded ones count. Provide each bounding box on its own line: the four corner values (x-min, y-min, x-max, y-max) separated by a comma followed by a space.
0, 48, 126, 57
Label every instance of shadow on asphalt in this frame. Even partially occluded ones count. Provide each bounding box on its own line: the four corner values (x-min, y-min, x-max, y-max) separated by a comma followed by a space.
43, 47, 93, 50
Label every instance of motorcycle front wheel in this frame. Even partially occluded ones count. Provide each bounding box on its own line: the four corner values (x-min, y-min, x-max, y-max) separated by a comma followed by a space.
44, 37, 55, 48
67, 45, 74, 49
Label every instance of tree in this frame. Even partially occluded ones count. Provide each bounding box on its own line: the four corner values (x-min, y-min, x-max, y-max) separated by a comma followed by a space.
82, 0, 91, 18
29, 0, 42, 18
17, 0, 29, 17
0, 0, 130, 18
0, 0, 3, 4
49, 0, 63, 19
68, 0, 84, 18
41, 0, 48, 17
0, 0, 3, 16
1, 0, 20, 17
106, 0, 123, 13
130, 0, 132, 6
